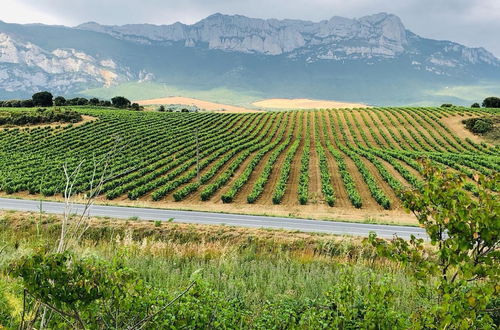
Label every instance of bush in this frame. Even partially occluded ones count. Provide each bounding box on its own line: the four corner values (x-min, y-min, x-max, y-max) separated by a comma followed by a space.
10, 251, 156, 328
471, 102, 480, 108
472, 119, 493, 133
441, 103, 453, 108
462, 117, 494, 134
130, 102, 142, 111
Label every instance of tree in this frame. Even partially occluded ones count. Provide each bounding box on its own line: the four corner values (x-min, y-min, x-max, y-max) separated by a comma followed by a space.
89, 97, 100, 106
21, 99, 34, 107
471, 102, 480, 108
158, 105, 165, 112
32, 91, 53, 107
75, 98, 88, 106
368, 161, 499, 328
441, 104, 453, 108
111, 96, 131, 108
482, 97, 500, 108
54, 96, 67, 106
67, 98, 88, 106
130, 102, 141, 111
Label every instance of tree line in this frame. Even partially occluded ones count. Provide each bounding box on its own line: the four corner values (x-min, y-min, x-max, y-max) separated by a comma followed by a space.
0, 91, 143, 110
0, 108, 82, 126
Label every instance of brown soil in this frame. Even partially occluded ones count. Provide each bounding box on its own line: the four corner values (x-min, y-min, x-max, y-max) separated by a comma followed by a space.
323, 111, 381, 210
328, 110, 383, 210
257, 113, 302, 204
135, 97, 260, 113
359, 157, 403, 211
282, 113, 307, 205
202, 116, 282, 203
308, 112, 323, 204
364, 110, 406, 149
376, 158, 414, 188
317, 113, 351, 208
166, 115, 266, 203
391, 111, 444, 153
407, 110, 462, 153
441, 115, 490, 145
423, 113, 470, 150
231, 114, 294, 204
4, 108, 440, 226
352, 110, 392, 148
379, 110, 424, 151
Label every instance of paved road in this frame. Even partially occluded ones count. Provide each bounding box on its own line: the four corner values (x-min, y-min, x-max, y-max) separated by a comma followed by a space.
0, 198, 427, 239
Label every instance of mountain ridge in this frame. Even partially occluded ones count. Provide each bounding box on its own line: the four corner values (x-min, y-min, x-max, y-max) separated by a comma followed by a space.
0, 13, 499, 105
75, 12, 499, 64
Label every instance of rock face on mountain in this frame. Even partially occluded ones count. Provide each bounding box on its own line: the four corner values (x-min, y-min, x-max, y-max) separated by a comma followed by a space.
0, 13, 499, 103
76, 13, 410, 57
76, 13, 498, 66
0, 32, 132, 95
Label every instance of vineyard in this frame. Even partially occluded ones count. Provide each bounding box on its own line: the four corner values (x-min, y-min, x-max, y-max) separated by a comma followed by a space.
0, 106, 498, 221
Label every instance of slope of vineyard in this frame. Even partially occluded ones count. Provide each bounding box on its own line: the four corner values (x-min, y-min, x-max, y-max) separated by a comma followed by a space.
0, 106, 498, 224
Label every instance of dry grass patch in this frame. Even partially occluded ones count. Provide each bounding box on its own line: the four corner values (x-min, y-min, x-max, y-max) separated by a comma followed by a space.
253, 98, 370, 109
135, 97, 260, 113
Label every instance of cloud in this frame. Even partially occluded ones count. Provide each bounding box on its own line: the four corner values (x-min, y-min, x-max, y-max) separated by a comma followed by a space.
1, 0, 499, 57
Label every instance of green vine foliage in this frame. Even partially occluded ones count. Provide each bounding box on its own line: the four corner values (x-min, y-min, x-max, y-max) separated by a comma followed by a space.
368, 161, 499, 328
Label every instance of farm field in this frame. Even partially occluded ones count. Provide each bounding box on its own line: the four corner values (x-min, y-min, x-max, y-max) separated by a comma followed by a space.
135, 96, 260, 113
0, 106, 498, 224
252, 98, 369, 109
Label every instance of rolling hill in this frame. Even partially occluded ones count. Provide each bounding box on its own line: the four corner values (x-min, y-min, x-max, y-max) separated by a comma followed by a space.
1, 106, 498, 222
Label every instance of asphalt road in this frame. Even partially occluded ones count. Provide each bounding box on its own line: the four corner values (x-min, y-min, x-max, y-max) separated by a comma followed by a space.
0, 197, 427, 239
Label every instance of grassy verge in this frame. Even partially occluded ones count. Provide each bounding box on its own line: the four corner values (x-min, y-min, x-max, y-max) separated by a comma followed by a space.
0, 210, 428, 328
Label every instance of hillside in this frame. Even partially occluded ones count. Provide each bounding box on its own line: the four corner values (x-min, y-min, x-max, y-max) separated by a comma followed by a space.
0, 106, 498, 224
1, 13, 500, 105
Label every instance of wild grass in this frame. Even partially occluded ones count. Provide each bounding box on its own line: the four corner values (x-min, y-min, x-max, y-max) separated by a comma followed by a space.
0, 211, 429, 326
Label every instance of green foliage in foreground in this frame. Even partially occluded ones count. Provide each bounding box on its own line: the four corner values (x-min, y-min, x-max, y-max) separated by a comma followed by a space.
2, 243, 417, 329
369, 161, 499, 329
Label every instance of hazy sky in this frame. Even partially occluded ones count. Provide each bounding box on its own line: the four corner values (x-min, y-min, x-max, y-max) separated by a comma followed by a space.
1, 0, 499, 57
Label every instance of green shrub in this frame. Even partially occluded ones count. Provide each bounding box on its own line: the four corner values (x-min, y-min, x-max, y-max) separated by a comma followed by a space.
472, 119, 493, 133
462, 117, 494, 134
0, 283, 14, 328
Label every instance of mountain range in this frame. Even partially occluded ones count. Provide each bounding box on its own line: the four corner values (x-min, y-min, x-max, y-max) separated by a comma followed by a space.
0, 13, 499, 105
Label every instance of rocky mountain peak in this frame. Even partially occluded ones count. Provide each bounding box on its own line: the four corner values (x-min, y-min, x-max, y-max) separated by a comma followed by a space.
74, 12, 414, 58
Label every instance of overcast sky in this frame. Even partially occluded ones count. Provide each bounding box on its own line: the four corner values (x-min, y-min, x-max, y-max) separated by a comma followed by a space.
1, 0, 499, 57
